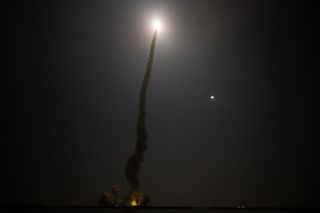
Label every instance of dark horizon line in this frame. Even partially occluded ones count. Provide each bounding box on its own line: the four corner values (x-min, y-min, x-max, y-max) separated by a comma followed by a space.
1, 203, 319, 209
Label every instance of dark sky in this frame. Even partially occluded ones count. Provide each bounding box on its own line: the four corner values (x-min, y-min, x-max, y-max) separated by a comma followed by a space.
2, 0, 319, 207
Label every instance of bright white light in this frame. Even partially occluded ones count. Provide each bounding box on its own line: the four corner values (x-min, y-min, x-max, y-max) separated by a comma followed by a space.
210, 95, 215, 100
152, 19, 163, 31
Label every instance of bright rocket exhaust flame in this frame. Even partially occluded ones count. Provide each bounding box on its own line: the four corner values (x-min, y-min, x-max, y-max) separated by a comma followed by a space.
152, 19, 162, 31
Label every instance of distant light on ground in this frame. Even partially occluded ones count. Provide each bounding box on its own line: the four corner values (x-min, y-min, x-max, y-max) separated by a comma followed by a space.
130, 199, 138, 207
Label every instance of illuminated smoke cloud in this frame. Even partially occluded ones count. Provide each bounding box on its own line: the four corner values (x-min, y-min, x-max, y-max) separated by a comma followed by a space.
98, 185, 121, 207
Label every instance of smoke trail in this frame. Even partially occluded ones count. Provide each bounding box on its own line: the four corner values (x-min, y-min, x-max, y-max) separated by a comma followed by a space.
125, 30, 158, 197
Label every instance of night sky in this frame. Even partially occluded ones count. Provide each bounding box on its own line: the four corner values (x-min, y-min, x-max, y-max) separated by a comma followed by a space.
2, 0, 319, 207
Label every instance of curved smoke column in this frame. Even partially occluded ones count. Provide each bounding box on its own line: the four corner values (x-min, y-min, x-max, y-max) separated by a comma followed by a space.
125, 30, 158, 198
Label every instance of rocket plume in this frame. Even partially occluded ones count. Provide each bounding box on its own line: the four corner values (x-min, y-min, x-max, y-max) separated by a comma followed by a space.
125, 30, 158, 202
